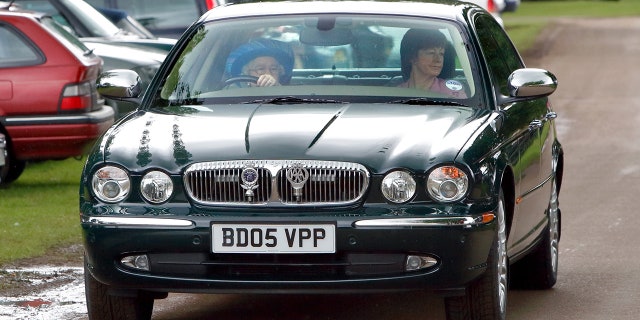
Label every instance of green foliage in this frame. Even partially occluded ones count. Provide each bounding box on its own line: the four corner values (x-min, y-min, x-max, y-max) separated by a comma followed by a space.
512, 0, 640, 17
0, 159, 85, 265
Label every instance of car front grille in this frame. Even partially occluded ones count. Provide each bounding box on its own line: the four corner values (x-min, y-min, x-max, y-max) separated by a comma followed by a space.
184, 160, 369, 206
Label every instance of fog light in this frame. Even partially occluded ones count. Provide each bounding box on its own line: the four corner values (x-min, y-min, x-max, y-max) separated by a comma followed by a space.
405, 255, 438, 271
141, 170, 173, 204
381, 171, 416, 203
121, 254, 150, 271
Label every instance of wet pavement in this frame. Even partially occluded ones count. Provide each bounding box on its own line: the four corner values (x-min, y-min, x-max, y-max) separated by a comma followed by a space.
0, 267, 86, 320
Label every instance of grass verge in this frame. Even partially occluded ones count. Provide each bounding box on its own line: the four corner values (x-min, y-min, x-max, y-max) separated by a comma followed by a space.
0, 159, 85, 265
504, 0, 640, 53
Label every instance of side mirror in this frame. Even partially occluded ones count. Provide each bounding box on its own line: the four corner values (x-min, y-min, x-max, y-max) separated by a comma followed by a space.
507, 68, 557, 98
97, 69, 142, 100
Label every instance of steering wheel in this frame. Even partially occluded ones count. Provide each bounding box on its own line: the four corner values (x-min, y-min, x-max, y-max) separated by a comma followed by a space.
220, 75, 259, 89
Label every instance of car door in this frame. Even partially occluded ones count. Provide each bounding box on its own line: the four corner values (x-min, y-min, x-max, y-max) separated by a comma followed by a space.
474, 14, 552, 254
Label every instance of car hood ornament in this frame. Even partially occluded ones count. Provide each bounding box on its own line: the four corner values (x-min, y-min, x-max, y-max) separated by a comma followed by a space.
286, 163, 309, 202
240, 165, 259, 201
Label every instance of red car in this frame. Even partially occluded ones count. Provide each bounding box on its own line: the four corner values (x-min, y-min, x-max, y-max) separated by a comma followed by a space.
0, 7, 114, 185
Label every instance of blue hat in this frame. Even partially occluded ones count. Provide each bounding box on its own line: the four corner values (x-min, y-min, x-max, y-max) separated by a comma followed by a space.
225, 39, 294, 84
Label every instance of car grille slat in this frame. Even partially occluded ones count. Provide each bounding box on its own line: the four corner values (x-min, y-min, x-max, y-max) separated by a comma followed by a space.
184, 160, 369, 206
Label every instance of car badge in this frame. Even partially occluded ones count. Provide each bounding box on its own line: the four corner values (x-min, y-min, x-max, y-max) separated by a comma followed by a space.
240, 166, 259, 201
286, 163, 309, 202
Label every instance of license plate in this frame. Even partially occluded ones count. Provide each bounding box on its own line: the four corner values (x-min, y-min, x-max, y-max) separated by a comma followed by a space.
211, 223, 336, 253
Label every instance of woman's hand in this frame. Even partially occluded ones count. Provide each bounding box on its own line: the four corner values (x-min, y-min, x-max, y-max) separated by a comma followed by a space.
256, 74, 279, 87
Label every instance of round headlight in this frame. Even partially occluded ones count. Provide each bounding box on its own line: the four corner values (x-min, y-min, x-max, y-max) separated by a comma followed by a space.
381, 171, 416, 203
92, 166, 130, 203
427, 166, 468, 202
140, 171, 173, 204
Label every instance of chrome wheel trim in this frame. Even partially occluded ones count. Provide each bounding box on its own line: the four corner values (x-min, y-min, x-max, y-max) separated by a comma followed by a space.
548, 179, 560, 274
497, 193, 508, 315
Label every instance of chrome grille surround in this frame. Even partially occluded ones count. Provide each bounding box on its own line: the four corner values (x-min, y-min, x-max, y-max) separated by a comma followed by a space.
184, 160, 370, 206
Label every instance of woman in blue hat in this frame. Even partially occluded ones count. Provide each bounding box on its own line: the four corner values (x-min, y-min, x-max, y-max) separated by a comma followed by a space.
225, 38, 295, 87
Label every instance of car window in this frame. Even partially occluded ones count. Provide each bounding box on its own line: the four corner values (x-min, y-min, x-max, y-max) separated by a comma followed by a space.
40, 16, 92, 56
0, 22, 43, 67
156, 14, 478, 107
474, 14, 523, 97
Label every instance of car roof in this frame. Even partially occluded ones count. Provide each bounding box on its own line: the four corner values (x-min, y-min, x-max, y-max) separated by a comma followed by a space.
200, 0, 473, 23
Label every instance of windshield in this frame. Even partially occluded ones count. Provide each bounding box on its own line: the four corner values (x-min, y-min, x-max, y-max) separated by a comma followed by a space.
154, 14, 478, 107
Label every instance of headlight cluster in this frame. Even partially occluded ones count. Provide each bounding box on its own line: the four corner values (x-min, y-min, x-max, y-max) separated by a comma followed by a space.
381, 166, 469, 203
426, 166, 469, 202
92, 166, 174, 204
92, 166, 130, 203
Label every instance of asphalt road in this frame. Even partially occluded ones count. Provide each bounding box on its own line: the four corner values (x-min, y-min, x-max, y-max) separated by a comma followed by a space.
150, 17, 640, 320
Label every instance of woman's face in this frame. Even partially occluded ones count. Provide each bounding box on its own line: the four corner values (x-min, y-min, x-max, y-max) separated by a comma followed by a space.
246, 56, 283, 80
412, 46, 445, 78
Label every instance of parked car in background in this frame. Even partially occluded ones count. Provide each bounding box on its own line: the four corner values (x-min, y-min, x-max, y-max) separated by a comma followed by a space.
82, 1, 563, 319
0, 7, 114, 185
96, 6, 156, 40
12, 0, 172, 118
502, 0, 521, 12
14, 0, 176, 52
84, 0, 217, 39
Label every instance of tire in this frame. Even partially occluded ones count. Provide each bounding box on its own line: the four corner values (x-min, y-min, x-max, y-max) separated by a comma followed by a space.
444, 189, 508, 320
0, 136, 26, 186
84, 257, 154, 320
510, 178, 560, 289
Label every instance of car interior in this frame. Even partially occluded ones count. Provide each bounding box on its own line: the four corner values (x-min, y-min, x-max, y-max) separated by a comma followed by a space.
158, 15, 477, 104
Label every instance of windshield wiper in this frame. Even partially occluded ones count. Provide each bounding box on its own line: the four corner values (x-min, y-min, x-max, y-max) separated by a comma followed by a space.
389, 98, 467, 107
246, 96, 346, 105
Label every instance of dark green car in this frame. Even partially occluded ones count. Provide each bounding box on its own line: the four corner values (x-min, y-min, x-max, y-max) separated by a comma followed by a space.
80, 1, 564, 319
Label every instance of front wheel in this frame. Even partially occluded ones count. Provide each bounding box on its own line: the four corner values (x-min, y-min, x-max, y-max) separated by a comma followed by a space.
0, 135, 26, 186
84, 257, 154, 320
444, 189, 508, 320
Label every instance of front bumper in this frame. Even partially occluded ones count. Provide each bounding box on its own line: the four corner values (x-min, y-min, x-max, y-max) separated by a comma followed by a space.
82, 213, 495, 294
